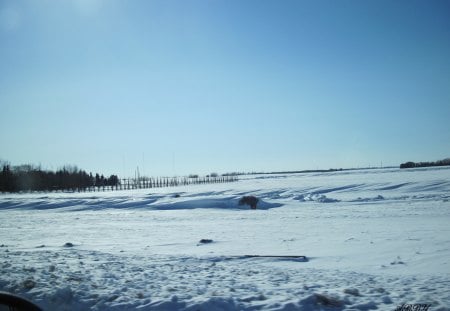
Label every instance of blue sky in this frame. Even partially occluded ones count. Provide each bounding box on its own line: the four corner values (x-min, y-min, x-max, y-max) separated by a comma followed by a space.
1, 0, 449, 177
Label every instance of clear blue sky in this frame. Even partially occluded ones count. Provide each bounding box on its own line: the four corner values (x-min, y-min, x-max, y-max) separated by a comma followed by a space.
1, 0, 449, 177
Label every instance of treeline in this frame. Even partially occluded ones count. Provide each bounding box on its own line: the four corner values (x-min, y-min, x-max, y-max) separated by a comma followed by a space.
400, 158, 450, 169
0, 163, 119, 192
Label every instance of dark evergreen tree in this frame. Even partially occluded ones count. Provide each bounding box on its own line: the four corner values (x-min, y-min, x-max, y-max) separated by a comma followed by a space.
0, 161, 120, 192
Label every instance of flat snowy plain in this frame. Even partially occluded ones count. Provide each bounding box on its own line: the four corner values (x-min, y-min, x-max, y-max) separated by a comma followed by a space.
1, 167, 450, 311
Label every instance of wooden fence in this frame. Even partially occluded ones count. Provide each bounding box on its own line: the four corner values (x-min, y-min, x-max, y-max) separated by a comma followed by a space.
74, 175, 239, 192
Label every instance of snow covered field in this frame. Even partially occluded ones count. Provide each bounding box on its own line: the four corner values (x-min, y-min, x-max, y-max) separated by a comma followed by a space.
1, 167, 450, 310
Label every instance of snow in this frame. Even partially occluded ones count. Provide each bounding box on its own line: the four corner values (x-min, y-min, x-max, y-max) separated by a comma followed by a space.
1, 167, 450, 310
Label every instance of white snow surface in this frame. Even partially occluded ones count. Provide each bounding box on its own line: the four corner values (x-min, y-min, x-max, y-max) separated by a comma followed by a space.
1, 167, 450, 310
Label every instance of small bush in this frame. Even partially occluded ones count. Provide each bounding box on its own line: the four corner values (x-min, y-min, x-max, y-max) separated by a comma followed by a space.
239, 196, 259, 209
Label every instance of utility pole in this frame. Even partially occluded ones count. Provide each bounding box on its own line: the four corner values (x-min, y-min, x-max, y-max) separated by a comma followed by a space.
172, 152, 175, 177
122, 156, 126, 179
136, 166, 140, 187
142, 153, 145, 177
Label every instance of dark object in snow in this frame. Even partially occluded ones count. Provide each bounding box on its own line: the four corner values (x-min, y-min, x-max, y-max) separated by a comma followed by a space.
0, 291, 43, 311
63, 242, 74, 247
239, 196, 259, 209
243, 255, 307, 261
343, 288, 361, 296
390, 260, 406, 265
23, 279, 36, 290
314, 293, 344, 307
199, 239, 213, 244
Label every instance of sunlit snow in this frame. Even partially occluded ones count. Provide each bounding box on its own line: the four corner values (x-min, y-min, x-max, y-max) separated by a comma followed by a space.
1, 167, 449, 310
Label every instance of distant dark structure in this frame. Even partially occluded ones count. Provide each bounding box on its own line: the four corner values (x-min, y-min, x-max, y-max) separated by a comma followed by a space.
239, 196, 259, 209
400, 158, 450, 169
